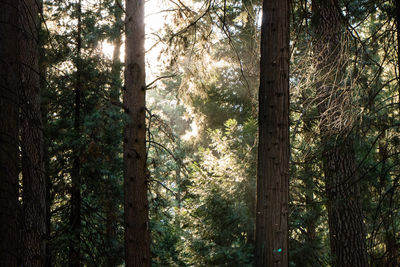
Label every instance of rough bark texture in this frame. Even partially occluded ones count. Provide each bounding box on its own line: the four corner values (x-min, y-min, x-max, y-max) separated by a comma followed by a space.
69, 1, 83, 266
312, 1, 368, 266
19, 0, 47, 265
124, 0, 151, 266
0, 0, 20, 266
255, 0, 290, 266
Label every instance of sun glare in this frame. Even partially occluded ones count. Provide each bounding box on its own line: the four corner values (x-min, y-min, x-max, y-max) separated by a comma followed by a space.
100, 0, 167, 78
100, 41, 115, 60
182, 121, 199, 141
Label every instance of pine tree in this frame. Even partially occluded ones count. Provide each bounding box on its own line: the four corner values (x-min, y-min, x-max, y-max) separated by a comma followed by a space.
19, 0, 47, 265
124, 0, 151, 265
311, 0, 368, 266
0, 0, 20, 265
255, 0, 290, 266
69, 0, 83, 265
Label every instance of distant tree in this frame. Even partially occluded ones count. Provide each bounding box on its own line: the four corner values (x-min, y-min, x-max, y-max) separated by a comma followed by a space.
69, 0, 83, 265
105, 2, 124, 266
311, 0, 368, 266
0, 0, 20, 265
255, 0, 290, 266
124, 0, 151, 266
19, 0, 47, 265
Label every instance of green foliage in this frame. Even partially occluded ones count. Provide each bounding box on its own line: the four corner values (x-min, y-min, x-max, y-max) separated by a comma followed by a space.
177, 119, 256, 266
37, 0, 400, 265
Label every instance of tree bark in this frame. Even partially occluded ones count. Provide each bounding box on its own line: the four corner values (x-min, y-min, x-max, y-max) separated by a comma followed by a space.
69, 1, 83, 266
312, 1, 368, 266
0, 0, 20, 266
19, 0, 47, 265
124, 0, 151, 266
255, 0, 290, 266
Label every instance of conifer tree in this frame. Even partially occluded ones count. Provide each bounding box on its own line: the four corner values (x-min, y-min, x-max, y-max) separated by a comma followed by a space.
124, 0, 150, 266
19, 0, 47, 265
0, 0, 20, 265
255, 0, 290, 266
69, 0, 83, 265
312, 0, 368, 266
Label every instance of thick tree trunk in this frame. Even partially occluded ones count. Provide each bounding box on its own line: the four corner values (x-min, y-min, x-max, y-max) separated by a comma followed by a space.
0, 1, 20, 266
312, 1, 368, 266
255, 0, 290, 266
69, 1, 83, 266
322, 139, 367, 267
124, 0, 150, 266
19, 0, 47, 265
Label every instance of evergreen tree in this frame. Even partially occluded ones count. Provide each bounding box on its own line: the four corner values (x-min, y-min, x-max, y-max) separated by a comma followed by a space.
312, 0, 368, 266
19, 0, 47, 265
255, 0, 290, 266
0, 0, 20, 265
69, 1, 83, 265
124, 0, 151, 265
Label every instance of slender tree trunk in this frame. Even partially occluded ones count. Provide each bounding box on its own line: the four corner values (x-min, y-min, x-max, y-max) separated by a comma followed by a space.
124, 0, 150, 266
0, 1, 20, 266
390, 3, 400, 265
69, 1, 83, 266
312, 1, 368, 266
38, 6, 52, 265
255, 0, 290, 266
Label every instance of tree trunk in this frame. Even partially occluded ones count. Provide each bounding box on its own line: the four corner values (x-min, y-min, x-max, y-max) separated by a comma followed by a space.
38, 5, 52, 264
0, 0, 20, 266
124, 0, 150, 266
312, 1, 368, 266
19, 0, 47, 265
69, 1, 83, 266
255, 0, 290, 266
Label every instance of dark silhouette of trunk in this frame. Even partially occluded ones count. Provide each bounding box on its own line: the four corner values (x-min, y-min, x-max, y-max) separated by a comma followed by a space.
0, 0, 20, 266
124, 0, 150, 266
19, 0, 47, 265
312, 1, 368, 266
69, 0, 83, 266
255, 0, 290, 266
37, 1, 52, 263
388, 2, 400, 265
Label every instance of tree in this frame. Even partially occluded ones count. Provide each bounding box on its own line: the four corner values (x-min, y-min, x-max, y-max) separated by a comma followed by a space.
19, 0, 47, 265
255, 0, 290, 266
0, 0, 20, 266
124, 0, 150, 266
69, 0, 83, 265
105, 2, 124, 266
312, 0, 368, 266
